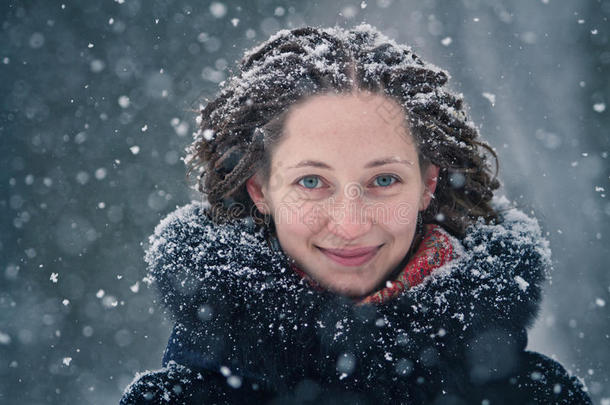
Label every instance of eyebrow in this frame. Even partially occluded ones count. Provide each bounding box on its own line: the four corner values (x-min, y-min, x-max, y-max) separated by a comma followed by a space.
287, 157, 415, 170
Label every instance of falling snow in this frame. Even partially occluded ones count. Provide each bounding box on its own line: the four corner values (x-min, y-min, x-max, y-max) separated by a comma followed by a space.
2, 2, 607, 404
482, 92, 496, 107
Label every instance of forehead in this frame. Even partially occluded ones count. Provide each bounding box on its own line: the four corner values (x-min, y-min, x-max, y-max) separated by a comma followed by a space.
278, 91, 416, 159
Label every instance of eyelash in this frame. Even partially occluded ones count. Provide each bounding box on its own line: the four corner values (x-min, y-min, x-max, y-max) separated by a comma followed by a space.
295, 174, 402, 190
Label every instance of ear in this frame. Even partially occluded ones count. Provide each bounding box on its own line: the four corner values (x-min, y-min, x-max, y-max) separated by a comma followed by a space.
246, 173, 271, 215
420, 164, 440, 211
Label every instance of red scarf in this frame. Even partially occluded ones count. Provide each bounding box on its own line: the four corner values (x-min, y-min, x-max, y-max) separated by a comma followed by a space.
290, 224, 458, 305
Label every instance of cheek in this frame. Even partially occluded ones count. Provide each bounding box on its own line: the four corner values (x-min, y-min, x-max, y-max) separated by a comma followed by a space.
270, 191, 328, 231
273, 214, 319, 267
368, 200, 419, 228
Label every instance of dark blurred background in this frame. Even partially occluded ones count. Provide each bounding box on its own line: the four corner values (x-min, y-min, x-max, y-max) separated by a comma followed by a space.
1, 0, 608, 403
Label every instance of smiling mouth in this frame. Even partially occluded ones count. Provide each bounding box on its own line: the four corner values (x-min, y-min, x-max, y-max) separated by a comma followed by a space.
316, 244, 383, 267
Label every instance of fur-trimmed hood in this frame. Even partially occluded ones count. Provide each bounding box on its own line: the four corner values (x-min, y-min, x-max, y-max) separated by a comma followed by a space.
144, 195, 551, 397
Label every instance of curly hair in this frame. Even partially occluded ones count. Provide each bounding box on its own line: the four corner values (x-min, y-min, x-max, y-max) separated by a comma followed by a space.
186, 24, 501, 238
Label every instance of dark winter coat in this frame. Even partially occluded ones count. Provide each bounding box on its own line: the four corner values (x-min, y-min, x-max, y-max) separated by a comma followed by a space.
120, 197, 592, 404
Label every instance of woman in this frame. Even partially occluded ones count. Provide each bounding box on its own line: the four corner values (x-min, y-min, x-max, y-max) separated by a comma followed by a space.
120, 25, 592, 404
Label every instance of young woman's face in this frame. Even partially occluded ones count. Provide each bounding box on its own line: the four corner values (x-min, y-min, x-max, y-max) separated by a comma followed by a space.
247, 91, 439, 299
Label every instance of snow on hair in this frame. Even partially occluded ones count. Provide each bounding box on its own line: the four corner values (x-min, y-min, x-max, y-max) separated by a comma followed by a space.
186, 23, 500, 237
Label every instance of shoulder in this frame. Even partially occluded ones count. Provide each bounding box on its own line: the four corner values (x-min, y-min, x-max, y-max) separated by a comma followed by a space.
119, 361, 271, 405
119, 361, 204, 405
470, 350, 592, 405
517, 351, 592, 404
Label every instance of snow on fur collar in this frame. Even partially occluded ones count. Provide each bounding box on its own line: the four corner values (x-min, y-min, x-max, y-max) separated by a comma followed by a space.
144, 195, 551, 393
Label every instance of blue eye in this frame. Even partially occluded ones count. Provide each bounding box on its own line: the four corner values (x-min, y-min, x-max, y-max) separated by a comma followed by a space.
298, 176, 322, 189
373, 175, 398, 187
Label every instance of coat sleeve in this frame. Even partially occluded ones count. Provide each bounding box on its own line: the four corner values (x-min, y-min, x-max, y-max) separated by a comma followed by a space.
472, 350, 593, 405
119, 361, 272, 405
517, 351, 592, 404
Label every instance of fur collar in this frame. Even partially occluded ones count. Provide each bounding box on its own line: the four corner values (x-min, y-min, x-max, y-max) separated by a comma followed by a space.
144, 195, 551, 394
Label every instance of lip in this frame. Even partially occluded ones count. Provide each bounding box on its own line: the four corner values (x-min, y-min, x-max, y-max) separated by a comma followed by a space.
317, 245, 383, 266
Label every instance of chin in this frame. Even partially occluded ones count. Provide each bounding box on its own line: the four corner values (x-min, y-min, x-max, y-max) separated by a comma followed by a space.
327, 278, 376, 299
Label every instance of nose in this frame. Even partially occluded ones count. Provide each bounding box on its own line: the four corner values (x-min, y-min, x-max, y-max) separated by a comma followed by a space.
325, 187, 373, 243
